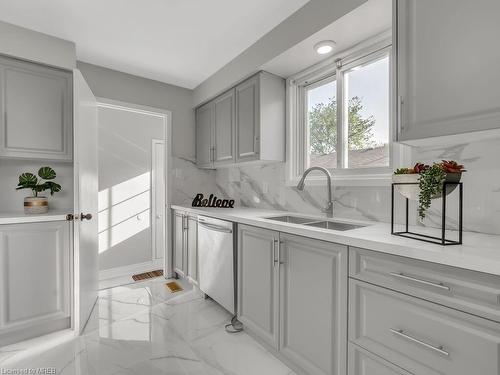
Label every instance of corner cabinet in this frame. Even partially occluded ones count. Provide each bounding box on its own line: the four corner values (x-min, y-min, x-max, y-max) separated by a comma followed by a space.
395, 0, 500, 142
237, 225, 348, 375
195, 71, 285, 169
0, 56, 73, 160
0, 221, 71, 347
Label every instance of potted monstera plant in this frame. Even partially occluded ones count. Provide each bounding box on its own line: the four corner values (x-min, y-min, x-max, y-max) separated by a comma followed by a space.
16, 167, 62, 214
393, 160, 465, 220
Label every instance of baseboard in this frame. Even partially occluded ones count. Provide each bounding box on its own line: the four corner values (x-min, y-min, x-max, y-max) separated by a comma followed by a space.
99, 259, 164, 281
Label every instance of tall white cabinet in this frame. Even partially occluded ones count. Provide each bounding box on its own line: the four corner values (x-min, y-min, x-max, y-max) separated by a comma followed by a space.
396, 0, 500, 142
0, 55, 76, 346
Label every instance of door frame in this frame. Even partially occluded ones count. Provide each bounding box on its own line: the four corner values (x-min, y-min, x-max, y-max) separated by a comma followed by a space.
95, 98, 173, 278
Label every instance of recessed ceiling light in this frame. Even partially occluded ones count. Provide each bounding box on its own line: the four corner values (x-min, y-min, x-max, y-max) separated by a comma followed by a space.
314, 40, 336, 55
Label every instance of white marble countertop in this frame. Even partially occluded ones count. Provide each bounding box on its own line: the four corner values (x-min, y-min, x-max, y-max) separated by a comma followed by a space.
172, 205, 500, 277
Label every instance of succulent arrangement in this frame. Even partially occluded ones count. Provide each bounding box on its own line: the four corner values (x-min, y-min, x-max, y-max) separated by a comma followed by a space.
394, 160, 466, 219
16, 166, 62, 197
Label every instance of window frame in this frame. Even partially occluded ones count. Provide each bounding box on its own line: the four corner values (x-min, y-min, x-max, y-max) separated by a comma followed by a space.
286, 34, 409, 186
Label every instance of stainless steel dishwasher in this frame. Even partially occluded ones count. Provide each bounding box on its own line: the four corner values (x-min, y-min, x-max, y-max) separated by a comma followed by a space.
197, 216, 235, 314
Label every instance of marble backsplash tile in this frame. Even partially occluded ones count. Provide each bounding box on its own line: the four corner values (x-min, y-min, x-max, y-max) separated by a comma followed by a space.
173, 137, 500, 236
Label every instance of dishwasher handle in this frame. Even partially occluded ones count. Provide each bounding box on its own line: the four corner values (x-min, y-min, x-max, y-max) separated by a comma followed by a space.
198, 221, 233, 234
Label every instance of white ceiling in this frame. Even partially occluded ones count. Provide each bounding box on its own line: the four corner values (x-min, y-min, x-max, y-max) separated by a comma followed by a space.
262, 0, 392, 78
0, 0, 308, 88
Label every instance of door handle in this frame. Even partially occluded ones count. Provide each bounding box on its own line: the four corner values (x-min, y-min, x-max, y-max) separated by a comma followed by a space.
80, 213, 93, 221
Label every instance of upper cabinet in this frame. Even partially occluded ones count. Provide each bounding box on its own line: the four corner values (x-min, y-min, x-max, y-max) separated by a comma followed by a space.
395, 0, 500, 143
0, 56, 73, 161
195, 71, 285, 169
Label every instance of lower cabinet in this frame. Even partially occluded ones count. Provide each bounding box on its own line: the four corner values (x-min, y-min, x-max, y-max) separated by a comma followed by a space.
237, 224, 348, 375
349, 279, 500, 375
0, 221, 71, 346
186, 215, 198, 284
172, 209, 198, 284
348, 344, 413, 375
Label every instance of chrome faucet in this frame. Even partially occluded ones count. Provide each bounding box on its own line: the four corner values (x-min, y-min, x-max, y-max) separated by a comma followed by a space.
296, 166, 334, 218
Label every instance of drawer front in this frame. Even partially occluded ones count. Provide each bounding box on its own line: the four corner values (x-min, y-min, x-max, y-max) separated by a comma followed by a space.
348, 344, 413, 375
349, 247, 500, 322
349, 279, 500, 375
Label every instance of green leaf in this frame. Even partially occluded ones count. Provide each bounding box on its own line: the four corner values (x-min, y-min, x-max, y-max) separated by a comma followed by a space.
44, 181, 62, 196
38, 166, 56, 180
17, 173, 37, 188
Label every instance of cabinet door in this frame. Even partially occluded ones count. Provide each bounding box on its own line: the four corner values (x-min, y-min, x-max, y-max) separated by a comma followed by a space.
235, 75, 260, 162
279, 234, 348, 375
238, 224, 280, 349
397, 0, 500, 141
213, 89, 235, 166
0, 57, 72, 160
195, 102, 213, 168
0, 221, 71, 346
186, 215, 198, 284
173, 212, 185, 276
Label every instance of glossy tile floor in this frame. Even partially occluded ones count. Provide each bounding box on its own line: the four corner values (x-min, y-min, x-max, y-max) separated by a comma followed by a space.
0, 278, 295, 374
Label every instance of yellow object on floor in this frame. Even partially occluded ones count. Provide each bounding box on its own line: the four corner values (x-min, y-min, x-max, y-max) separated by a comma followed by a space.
166, 281, 183, 293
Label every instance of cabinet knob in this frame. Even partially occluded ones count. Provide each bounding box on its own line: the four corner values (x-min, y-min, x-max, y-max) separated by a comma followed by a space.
80, 213, 93, 221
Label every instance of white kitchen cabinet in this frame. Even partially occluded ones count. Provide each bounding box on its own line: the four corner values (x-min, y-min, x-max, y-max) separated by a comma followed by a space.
173, 210, 186, 277
237, 226, 347, 375
195, 102, 213, 169
0, 221, 71, 347
348, 344, 413, 375
0, 56, 73, 160
213, 89, 235, 166
195, 71, 285, 168
172, 209, 198, 284
238, 225, 280, 349
395, 0, 500, 143
279, 234, 348, 375
186, 214, 198, 285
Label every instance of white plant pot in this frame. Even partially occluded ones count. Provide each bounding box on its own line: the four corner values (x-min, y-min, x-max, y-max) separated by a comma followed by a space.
24, 196, 49, 214
392, 173, 462, 201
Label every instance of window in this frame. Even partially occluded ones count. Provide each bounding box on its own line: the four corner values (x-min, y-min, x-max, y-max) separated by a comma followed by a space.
288, 41, 396, 185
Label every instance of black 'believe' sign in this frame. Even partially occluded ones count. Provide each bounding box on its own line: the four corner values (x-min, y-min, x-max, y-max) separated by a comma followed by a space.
192, 193, 235, 208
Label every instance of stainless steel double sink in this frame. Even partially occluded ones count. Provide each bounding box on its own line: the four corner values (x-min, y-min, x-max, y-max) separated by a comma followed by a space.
264, 215, 365, 231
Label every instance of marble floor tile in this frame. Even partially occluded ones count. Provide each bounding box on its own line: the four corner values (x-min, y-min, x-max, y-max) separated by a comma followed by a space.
0, 278, 296, 375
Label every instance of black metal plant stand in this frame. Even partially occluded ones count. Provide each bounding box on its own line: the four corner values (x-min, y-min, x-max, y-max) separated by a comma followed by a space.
391, 182, 463, 246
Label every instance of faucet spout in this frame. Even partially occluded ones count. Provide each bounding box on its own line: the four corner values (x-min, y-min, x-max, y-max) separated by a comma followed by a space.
296, 166, 334, 217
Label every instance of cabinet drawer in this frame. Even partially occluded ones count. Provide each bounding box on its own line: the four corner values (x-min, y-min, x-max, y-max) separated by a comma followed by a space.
349, 247, 500, 322
348, 344, 412, 375
349, 279, 500, 375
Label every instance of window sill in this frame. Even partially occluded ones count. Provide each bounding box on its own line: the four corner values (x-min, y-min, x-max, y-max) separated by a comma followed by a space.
286, 173, 392, 187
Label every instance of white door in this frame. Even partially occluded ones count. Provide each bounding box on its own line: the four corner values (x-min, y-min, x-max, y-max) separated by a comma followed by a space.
152, 139, 165, 260
73, 70, 99, 333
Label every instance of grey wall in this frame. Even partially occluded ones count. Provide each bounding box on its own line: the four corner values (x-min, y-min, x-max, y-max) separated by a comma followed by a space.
0, 21, 75, 70
193, 0, 367, 106
77, 61, 195, 160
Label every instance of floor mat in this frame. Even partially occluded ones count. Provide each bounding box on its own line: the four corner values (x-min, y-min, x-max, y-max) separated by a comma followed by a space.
132, 269, 163, 281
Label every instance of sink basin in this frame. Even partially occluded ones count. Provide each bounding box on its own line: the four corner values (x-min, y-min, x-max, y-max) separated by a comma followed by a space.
265, 215, 366, 231
265, 215, 318, 224
305, 221, 364, 231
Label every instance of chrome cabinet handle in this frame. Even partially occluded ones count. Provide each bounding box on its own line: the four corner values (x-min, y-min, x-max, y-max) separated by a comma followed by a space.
273, 239, 279, 267
278, 240, 285, 265
390, 328, 449, 357
397, 95, 403, 139
389, 272, 450, 291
